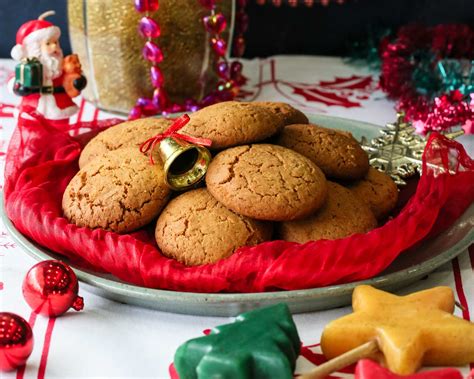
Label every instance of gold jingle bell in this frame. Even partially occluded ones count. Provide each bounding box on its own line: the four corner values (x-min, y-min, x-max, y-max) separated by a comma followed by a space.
158, 137, 211, 191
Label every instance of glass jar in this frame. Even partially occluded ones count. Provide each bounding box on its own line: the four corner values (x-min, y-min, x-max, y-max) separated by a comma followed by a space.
68, 0, 234, 114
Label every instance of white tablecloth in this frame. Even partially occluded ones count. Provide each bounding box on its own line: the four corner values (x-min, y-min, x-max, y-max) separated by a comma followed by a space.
0, 56, 473, 378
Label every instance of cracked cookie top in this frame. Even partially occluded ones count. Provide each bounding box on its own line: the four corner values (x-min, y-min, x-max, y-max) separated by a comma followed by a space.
253, 101, 309, 125
155, 188, 273, 266
79, 117, 172, 169
63, 147, 171, 233
277, 123, 369, 180
346, 167, 399, 221
278, 181, 377, 243
206, 144, 328, 221
181, 101, 284, 150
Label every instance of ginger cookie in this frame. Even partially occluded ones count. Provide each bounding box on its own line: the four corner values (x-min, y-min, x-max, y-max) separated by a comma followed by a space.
63, 147, 170, 233
181, 101, 283, 150
346, 167, 399, 221
253, 101, 309, 125
79, 117, 172, 168
277, 123, 369, 180
155, 188, 272, 266
278, 182, 377, 243
206, 144, 328, 221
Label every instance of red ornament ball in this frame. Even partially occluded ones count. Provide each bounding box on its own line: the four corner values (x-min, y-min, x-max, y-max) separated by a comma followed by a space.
0, 312, 34, 371
22, 260, 84, 317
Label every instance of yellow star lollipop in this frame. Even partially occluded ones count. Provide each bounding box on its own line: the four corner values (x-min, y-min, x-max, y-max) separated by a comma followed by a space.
316, 285, 474, 376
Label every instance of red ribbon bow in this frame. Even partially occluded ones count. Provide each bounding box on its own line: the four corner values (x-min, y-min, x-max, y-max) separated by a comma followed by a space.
139, 114, 212, 164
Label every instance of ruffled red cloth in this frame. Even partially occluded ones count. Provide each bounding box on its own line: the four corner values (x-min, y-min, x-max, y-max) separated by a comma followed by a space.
4, 115, 474, 293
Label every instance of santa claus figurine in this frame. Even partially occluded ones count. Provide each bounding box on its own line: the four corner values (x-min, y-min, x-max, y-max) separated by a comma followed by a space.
11, 10, 86, 126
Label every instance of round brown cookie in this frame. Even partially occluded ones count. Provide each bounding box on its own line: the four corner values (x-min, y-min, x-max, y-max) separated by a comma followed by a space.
79, 117, 172, 168
346, 167, 399, 221
63, 147, 170, 233
181, 101, 283, 150
278, 182, 377, 243
253, 101, 309, 125
277, 123, 369, 180
155, 188, 272, 266
332, 127, 355, 140
206, 144, 328, 221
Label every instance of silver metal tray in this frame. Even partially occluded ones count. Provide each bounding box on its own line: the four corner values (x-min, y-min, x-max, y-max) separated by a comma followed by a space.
3, 114, 473, 316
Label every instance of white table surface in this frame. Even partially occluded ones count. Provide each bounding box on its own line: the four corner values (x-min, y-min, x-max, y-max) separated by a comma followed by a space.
0, 55, 473, 378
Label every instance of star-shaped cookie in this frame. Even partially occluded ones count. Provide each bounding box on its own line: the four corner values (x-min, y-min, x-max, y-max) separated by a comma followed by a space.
321, 285, 474, 375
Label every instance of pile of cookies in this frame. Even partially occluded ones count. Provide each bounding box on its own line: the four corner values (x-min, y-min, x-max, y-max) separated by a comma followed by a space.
63, 101, 398, 266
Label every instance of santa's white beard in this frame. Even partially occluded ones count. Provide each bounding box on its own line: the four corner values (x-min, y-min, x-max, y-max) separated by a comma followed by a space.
39, 52, 63, 82
24, 42, 64, 83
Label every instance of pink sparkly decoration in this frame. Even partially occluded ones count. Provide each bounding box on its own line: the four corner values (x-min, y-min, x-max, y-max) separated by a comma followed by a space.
150, 66, 164, 87
412, 90, 474, 135
169, 103, 185, 113
236, 11, 249, 33
202, 93, 218, 106
217, 80, 233, 92
462, 120, 474, 134
379, 24, 474, 133
138, 16, 161, 39
198, 0, 216, 9
185, 99, 199, 112
230, 61, 243, 77
142, 41, 163, 63
134, 0, 159, 13
211, 37, 227, 57
137, 97, 157, 113
234, 36, 246, 57
203, 13, 227, 34
129, 105, 143, 120
153, 88, 168, 111
217, 61, 229, 78
413, 120, 427, 135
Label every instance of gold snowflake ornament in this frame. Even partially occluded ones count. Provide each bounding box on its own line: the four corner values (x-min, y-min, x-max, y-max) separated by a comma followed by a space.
360, 113, 462, 185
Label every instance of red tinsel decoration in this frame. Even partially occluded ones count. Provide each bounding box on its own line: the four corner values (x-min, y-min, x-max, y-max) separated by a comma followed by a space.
431, 24, 474, 59
412, 91, 473, 134
379, 24, 474, 134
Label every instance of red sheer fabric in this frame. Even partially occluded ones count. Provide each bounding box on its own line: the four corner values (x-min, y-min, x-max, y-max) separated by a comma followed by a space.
4, 114, 474, 293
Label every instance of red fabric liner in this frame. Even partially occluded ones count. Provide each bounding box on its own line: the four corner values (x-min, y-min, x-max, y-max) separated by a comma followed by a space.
4, 115, 474, 293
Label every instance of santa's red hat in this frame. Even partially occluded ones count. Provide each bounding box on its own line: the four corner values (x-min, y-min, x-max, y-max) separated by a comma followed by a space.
11, 11, 61, 61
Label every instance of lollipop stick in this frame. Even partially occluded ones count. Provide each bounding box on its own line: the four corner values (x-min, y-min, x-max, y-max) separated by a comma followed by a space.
297, 340, 379, 379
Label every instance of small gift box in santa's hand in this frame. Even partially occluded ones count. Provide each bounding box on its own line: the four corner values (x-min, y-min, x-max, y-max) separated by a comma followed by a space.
13, 57, 43, 95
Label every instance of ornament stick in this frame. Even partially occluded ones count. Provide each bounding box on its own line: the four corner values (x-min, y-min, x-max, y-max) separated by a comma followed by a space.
298, 340, 379, 379
38, 10, 56, 20
455, 300, 466, 312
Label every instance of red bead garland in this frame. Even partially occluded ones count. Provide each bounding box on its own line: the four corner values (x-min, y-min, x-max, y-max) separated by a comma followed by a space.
134, 0, 160, 12
130, 0, 247, 119
132, 0, 166, 118
256, 0, 345, 6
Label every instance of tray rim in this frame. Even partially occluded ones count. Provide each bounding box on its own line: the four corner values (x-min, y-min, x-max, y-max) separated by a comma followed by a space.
2, 200, 473, 301
2, 113, 473, 315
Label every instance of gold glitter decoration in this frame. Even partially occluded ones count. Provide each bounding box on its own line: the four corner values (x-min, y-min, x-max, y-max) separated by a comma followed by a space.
68, 0, 233, 114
